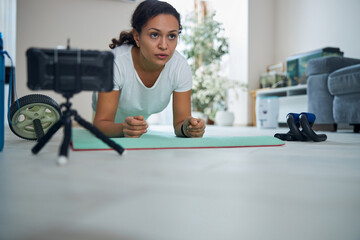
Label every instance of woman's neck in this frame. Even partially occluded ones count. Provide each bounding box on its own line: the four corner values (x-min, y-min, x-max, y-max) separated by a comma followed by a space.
131, 46, 164, 88
131, 46, 164, 73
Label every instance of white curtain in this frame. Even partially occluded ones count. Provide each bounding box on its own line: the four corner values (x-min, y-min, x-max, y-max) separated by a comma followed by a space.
0, 0, 16, 66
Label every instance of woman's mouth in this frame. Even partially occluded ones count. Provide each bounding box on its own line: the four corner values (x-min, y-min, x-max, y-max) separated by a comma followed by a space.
155, 54, 168, 60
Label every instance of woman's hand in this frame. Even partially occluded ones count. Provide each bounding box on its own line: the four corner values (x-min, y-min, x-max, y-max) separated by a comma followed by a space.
182, 117, 206, 138
123, 116, 148, 138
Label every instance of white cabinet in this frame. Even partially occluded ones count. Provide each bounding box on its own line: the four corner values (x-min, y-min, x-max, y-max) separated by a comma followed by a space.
256, 85, 307, 123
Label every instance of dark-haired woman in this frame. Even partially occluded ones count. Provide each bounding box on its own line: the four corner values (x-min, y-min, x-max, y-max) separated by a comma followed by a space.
93, 0, 205, 138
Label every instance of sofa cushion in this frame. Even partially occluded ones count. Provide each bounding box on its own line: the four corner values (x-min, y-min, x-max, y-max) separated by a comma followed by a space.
307, 56, 360, 75
328, 64, 360, 95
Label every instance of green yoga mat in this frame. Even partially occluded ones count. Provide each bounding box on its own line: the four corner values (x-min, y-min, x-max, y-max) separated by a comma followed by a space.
71, 128, 285, 151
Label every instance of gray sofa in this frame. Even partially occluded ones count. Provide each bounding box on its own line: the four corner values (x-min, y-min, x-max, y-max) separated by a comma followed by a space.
306, 56, 360, 132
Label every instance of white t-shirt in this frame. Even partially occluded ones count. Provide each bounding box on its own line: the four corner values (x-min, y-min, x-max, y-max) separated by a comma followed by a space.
93, 44, 192, 123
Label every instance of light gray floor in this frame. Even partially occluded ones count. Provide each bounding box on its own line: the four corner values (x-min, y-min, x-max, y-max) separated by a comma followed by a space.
1, 125, 360, 240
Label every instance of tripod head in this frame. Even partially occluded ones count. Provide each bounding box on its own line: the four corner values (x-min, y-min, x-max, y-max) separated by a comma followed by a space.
26, 47, 114, 98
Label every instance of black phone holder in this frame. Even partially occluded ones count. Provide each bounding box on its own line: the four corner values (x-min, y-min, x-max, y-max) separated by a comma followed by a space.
26, 46, 125, 165
274, 112, 327, 142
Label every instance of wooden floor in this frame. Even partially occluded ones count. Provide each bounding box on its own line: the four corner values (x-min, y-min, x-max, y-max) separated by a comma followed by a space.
1, 125, 360, 240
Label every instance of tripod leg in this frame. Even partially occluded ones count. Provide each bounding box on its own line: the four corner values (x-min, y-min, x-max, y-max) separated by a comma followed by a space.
32, 117, 63, 154
74, 113, 125, 155
57, 115, 72, 165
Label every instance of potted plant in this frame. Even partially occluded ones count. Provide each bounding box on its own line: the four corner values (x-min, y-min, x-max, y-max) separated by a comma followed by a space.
192, 62, 246, 123
182, 12, 246, 124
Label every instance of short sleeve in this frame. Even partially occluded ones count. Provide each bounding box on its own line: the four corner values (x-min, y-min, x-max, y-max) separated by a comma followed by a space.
174, 60, 193, 92
112, 60, 123, 91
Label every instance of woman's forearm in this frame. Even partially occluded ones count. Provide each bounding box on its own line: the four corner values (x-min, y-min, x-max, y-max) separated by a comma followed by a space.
93, 120, 124, 138
174, 121, 182, 137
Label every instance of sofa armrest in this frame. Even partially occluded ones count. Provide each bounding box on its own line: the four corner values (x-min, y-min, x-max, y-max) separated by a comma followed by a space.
306, 56, 360, 76
328, 64, 360, 95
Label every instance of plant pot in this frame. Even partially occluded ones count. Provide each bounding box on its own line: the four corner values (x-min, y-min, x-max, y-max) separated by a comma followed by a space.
215, 111, 234, 126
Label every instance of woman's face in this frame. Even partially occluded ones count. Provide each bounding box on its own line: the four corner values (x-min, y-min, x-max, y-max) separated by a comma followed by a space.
134, 14, 179, 69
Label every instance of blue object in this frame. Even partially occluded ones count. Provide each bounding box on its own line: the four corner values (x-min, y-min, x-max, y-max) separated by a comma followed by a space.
0, 32, 4, 151
286, 113, 300, 123
300, 112, 316, 124
0, 33, 18, 151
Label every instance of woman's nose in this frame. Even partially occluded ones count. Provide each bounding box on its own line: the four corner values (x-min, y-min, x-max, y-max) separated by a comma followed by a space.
158, 37, 168, 50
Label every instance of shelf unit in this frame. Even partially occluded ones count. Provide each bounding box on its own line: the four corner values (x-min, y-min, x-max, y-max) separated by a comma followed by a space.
256, 85, 307, 123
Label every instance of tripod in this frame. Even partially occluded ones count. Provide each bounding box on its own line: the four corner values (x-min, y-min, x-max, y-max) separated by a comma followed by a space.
32, 95, 125, 165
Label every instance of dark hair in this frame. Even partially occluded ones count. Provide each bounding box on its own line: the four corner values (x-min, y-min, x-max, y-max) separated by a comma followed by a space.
109, 0, 182, 49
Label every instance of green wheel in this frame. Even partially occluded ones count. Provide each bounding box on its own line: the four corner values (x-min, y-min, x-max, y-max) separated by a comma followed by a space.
9, 94, 61, 140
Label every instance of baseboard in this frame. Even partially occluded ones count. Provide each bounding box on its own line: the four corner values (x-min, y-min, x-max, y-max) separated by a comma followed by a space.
312, 124, 337, 132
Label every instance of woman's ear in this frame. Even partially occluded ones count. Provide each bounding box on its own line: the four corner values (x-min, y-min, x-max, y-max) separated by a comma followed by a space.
132, 29, 140, 47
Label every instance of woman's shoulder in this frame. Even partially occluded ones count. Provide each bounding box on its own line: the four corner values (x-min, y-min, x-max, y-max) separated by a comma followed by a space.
171, 50, 186, 61
112, 45, 133, 70
111, 44, 133, 58
168, 50, 189, 67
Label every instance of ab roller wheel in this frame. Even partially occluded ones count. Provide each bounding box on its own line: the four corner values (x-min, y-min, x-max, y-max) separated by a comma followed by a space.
9, 94, 61, 140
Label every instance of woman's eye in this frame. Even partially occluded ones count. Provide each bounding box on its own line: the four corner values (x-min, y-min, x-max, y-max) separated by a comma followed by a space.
169, 34, 177, 40
151, 33, 159, 38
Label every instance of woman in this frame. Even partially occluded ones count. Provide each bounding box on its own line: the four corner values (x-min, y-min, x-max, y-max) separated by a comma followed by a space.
93, 0, 206, 138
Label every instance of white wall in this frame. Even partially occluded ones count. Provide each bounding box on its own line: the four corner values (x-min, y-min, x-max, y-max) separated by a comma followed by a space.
247, 0, 275, 125
212, 0, 249, 125
275, 0, 360, 62
15, 0, 360, 125
16, 0, 138, 121
245, 0, 360, 125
